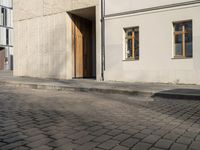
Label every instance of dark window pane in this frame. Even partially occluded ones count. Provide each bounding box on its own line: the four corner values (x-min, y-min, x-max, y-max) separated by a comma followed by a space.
127, 31, 132, 36
185, 33, 192, 57
6, 29, 9, 45
175, 34, 182, 43
127, 39, 132, 58
125, 30, 132, 37
134, 27, 139, 32
174, 23, 183, 31
134, 30, 139, 60
185, 42, 192, 57
135, 48, 139, 60
1, 8, 4, 13
175, 44, 183, 56
134, 31, 139, 40
184, 21, 192, 32
175, 34, 183, 56
185, 33, 192, 43
134, 39, 139, 50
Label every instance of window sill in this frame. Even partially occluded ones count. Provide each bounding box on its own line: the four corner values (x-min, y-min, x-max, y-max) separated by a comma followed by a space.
172, 56, 193, 59
123, 58, 139, 61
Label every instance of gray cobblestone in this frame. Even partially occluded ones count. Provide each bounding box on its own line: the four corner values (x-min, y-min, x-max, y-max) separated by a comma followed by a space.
13, 146, 30, 150
133, 133, 148, 140
32, 145, 52, 150
68, 131, 88, 140
153, 129, 170, 136
150, 148, 165, 150
195, 135, 200, 141
189, 141, 200, 150
131, 142, 152, 150
0, 142, 7, 147
176, 136, 193, 145
0, 141, 26, 150
112, 145, 129, 150
97, 140, 119, 149
120, 138, 139, 148
141, 129, 154, 134
0, 86, 200, 150
74, 135, 95, 144
142, 135, 161, 144
112, 133, 130, 142
27, 138, 52, 148
91, 129, 109, 136
54, 143, 77, 150
164, 133, 181, 141
107, 129, 122, 136
93, 135, 112, 142
47, 138, 71, 147
76, 142, 99, 150
26, 134, 46, 142
154, 139, 173, 149
170, 143, 187, 150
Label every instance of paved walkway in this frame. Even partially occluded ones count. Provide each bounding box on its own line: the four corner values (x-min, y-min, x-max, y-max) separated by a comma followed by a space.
0, 71, 200, 99
0, 85, 200, 150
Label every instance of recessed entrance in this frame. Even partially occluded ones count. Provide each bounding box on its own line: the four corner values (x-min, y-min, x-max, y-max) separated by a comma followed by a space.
70, 7, 96, 79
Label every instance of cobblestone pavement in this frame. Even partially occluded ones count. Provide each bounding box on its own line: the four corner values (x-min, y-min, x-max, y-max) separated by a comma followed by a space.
1, 86, 200, 150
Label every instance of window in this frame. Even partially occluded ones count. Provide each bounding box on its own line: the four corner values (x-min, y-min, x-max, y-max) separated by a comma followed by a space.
124, 27, 139, 60
6, 28, 9, 45
0, 27, 12, 46
173, 20, 192, 58
0, 7, 6, 26
0, 7, 12, 27
0, 0, 13, 8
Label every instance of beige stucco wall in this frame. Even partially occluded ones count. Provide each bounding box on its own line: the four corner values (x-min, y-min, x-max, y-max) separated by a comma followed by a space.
104, 4, 200, 84
105, 0, 199, 15
13, 0, 101, 79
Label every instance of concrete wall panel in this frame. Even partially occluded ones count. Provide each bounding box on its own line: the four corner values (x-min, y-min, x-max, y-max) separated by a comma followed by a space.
13, 0, 101, 80
14, 13, 68, 79
13, 0, 98, 21
43, 0, 98, 15
13, 0, 43, 21
43, 0, 72, 16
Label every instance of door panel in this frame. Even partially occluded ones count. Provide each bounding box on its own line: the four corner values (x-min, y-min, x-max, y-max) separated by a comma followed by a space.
72, 15, 93, 78
75, 24, 84, 78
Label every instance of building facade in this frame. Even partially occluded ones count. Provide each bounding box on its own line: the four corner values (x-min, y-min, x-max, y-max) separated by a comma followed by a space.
0, 0, 13, 70
104, 0, 200, 84
13, 0, 200, 84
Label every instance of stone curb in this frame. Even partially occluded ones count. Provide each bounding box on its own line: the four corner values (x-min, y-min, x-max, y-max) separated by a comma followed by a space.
0, 81, 153, 97
0, 80, 200, 100
153, 92, 200, 100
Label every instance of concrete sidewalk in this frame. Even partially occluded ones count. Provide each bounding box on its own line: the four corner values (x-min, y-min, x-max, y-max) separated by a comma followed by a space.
0, 71, 200, 100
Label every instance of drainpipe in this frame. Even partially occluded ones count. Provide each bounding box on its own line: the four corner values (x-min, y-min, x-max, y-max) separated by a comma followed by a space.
101, 0, 105, 81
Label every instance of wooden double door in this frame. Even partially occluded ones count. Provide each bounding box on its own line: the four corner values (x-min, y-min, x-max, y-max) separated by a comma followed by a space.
72, 15, 93, 78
